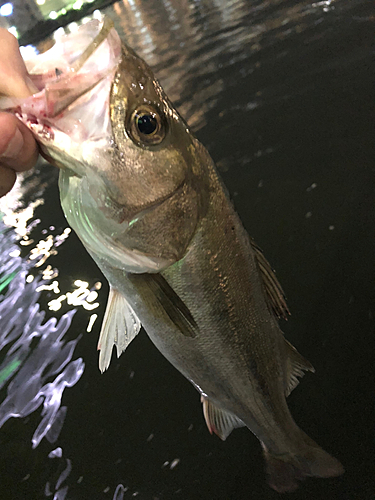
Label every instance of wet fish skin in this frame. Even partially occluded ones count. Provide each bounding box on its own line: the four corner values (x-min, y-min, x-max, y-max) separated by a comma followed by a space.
87, 136, 344, 492
1, 19, 344, 492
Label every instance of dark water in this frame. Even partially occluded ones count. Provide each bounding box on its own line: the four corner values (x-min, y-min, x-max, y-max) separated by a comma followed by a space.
0, 0, 374, 498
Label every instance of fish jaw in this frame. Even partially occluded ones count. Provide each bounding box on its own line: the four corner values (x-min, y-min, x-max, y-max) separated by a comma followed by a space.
1, 17, 209, 272
0, 18, 122, 178
10, 73, 116, 184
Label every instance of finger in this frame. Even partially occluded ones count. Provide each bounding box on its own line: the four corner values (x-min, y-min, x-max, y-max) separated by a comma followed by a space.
0, 164, 16, 197
0, 113, 39, 172
0, 28, 36, 97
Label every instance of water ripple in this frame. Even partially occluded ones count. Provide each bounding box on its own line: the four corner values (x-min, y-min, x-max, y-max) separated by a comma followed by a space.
0, 220, 84, 450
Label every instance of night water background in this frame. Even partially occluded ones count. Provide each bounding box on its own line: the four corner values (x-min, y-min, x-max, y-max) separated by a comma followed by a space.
0, 0, 374, 498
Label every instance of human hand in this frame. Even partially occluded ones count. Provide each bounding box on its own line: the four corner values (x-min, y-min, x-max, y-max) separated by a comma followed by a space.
0, 28, 39, 197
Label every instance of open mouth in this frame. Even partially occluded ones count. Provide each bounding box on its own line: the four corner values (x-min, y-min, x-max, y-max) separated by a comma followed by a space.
16, 110, 55, 142
0, 18, 122, 140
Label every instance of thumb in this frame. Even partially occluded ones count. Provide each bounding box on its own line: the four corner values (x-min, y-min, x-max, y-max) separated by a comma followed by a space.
0, 28, 37, 97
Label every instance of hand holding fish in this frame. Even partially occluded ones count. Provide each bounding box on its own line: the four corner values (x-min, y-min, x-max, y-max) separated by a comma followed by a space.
0, 28, 39, 197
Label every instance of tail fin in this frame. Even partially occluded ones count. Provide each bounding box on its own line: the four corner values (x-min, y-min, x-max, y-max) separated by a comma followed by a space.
262, 439, 344, 493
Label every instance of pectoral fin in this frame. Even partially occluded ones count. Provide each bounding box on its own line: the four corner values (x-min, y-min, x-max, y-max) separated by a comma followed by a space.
97, 287, 141, 373
250, 239, 290, 320
201, 396, 245, 441
128, 273, 198, 338
284, 339, 315, 396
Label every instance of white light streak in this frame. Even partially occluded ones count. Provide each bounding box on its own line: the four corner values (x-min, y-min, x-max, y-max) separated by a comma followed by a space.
2, 199, 43, 237
36, 281, 60, 294
86, 291, 98, 302
86, 314, 98, 333
48, 280, 100, 312
20, 238, 34, 246
29, 235, 57, 267
74, 279, 88, 287
9, 249, 20, 258
42, 265, 59, 280
48, 295, 66, 312
170, 458, 180, 470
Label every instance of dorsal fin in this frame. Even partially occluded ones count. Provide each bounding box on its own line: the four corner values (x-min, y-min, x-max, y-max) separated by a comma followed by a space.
201, 396, 245, 440
97, 287, 141, 373
250, 239, 290, 320
283, 339, 315, 396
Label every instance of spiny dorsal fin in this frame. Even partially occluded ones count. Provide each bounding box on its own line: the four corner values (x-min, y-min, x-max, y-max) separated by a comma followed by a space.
284, 339, 315, 397
128, 273, 198, 338
201, 395, 245, 441
97, 287, 141, 373
250, 239, 290, 320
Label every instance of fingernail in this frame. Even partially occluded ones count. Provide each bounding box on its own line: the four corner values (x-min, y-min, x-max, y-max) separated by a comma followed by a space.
26, 77, 39, 95
1, 128, 24, 159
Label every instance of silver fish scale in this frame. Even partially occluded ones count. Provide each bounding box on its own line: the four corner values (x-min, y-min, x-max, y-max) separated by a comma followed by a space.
131, 154, 297, 452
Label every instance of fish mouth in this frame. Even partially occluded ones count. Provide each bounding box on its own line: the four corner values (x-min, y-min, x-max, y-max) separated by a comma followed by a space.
27, 17, 120, 118
0, 17, 122, 159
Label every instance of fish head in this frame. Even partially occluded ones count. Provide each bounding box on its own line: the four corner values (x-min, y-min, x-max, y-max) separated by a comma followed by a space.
3, 18, 210, 272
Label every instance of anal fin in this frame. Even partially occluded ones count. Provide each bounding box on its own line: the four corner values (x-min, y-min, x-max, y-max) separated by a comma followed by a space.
97, 287, 141, 373
201, 395, 245, 441
284, 339, 315, 396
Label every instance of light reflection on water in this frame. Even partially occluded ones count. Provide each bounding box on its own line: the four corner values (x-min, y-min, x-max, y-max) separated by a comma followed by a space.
0, 159, 103, 498
46, 279, 101, 313
0, 218, 83, 498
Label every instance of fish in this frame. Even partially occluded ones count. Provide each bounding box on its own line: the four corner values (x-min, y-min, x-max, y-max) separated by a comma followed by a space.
1, 18, 344, 492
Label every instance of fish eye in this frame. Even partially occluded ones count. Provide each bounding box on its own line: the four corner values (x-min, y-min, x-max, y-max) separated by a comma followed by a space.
128, 105, 166, 146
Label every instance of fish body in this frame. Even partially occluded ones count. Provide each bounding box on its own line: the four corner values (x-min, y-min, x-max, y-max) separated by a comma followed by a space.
2, 18, 343, 492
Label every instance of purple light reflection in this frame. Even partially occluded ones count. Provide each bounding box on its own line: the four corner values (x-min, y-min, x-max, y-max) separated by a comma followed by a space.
0, 220, 85, 450
46, 448, 72, 499
113, 484, 126, 499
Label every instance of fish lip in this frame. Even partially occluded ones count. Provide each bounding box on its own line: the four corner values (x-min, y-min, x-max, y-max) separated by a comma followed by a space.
0, 16, 120, 137
13, 112, 67, 170
15, 111, 56, 147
